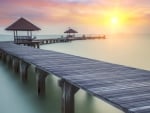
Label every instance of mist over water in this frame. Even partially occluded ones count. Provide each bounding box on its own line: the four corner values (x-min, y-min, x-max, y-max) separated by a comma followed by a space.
0, 33, 149, 113
0, 61, 123, 113
41, 34, 150, 70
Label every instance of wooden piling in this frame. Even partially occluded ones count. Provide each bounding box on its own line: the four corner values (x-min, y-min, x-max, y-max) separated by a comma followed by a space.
13, 58, 20, 73
2, 52, 7, 62
20, 61, 30, 82
0, 50, 2, 59
1, 52, 3, 60
59, 79, 79, 113
36, 68, 48, 96
7, 55, 13, 67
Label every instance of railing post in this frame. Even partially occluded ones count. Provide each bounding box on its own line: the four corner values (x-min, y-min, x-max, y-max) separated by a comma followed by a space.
59, 79, 79, 113
20, 61, 30, 82
36, 68, 48, 96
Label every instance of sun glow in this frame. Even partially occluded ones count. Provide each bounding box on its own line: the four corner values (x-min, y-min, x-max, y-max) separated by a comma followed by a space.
111, 16, 119, 25
102, 9, 131, 33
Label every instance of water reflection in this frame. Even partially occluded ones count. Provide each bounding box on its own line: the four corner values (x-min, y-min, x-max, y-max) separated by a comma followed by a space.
41, 35, 150, 70
1, 34, 149, 113
0, 60, 124, 113
75, 90, 124, 113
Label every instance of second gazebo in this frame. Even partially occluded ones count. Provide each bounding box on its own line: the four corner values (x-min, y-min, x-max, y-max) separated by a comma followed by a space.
64, 27, 78, 39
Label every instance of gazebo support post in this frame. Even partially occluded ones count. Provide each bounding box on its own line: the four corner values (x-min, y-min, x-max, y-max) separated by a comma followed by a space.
16, 31, 18, 43
30, 31, 32, 38
59, 79, 79, 113
27, 31, 29, 37
14, 31, 16, 43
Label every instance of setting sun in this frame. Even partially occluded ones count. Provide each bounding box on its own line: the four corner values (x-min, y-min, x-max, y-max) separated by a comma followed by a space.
106, 9, 129, 27
102, 9, 132, 33
111, 16, 119, 25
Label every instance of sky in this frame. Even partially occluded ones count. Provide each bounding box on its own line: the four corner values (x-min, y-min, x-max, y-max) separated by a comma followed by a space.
0, 0, 150, 35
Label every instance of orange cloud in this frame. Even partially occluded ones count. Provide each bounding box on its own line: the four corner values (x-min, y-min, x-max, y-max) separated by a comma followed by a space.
1, 0, 150, 34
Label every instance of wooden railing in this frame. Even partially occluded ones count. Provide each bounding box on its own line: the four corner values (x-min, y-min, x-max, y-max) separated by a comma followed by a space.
14, 36, 33, 44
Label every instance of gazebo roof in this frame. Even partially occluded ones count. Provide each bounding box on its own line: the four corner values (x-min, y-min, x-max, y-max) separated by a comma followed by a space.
5, 17, 41, 31
64, 28, 78, 33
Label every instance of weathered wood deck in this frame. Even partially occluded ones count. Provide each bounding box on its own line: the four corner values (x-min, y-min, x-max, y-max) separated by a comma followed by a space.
0, 42, 150, 113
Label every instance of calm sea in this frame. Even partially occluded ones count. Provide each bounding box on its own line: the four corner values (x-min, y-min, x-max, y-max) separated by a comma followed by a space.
40, 34, 150, 70
0, 34, 149, 113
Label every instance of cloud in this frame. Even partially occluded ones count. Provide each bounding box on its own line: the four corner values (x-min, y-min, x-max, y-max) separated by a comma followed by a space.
0, 0, 150, 34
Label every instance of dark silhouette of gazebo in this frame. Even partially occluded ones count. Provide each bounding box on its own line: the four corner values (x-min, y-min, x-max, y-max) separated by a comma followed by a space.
64, 27, 78, 38
5, 17, 40, 44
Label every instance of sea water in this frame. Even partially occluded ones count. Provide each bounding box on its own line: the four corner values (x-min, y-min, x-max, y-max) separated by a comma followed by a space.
0, 34, 149, 113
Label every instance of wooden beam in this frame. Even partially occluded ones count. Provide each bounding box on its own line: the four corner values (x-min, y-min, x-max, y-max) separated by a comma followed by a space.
36, 68, 48, 96
59, 79, 79, 113
20, 61, 30, 82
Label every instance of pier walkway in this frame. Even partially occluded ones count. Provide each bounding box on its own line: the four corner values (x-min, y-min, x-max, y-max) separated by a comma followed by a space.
0, 42, 150, 113
15, 35, 106, 48
35, 35, 106, 45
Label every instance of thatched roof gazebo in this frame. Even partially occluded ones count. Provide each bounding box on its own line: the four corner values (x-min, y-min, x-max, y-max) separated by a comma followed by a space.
64, 27, 78, 38
5, 17, 41, 44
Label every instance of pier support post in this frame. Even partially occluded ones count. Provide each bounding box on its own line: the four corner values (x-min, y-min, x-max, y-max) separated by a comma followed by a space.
20, 61, 30, 82
12, 58, 20, 73
1, 52, 4, 60
59, 79, 79, 113
0, 50, 2, 59
36, 68, 48, 96
1, 52, 7, 62
7, 55, 13, 67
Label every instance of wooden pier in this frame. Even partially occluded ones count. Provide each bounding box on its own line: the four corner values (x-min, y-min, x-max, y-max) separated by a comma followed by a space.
14, 35, 106, 48
36, 38, 71, 45
36, 35, 106, 45
5, 17, 106, 48
0, 42, 150, 113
